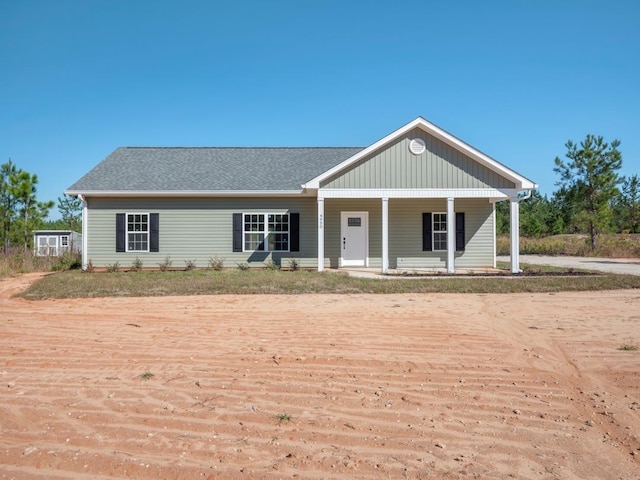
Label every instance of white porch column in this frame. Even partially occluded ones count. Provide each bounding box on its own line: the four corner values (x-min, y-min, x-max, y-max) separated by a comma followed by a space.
317, 197, 325, 272
446, 197, 455, 273
381, 197, 389, 274
510, 197, 521, 273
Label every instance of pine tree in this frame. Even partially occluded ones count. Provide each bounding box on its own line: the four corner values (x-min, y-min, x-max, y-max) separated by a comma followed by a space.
553, 135, 622, 249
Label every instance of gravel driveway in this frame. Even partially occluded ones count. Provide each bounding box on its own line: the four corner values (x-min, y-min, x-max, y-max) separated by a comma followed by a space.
497, 255, 640, 276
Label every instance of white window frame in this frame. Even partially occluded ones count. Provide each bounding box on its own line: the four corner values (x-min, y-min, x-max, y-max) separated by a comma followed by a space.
433, 212, 447, 251
127, 212, 150, 253
242, 212, 290, 252
60, 235, 69, 251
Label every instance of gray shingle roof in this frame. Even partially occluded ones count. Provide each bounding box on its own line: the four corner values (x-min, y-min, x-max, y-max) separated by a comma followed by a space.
66, 147, 364, 193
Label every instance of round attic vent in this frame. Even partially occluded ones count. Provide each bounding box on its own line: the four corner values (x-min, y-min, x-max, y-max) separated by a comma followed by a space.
409, 138, 426, 155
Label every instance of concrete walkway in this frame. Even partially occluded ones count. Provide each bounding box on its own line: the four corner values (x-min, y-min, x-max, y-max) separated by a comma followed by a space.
497, 255, 640, 276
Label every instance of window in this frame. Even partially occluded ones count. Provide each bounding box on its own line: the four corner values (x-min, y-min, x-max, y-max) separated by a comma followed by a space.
422, 212, 465, 252
244, 214, 265, 250
432, 213, 447, 251
243, 213, 289, 251
60, 235, 69, 251
127, 213, 149, 252
116, 213, 158, 253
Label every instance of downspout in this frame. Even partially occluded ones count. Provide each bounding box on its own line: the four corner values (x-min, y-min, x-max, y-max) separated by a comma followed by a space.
519, 190, 532, 201
78, 194, 88, 270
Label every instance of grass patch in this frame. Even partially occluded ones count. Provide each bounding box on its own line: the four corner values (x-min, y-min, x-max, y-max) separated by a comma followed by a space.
497, 233, 640, 257
617, 343, 638, 351
16, 265, 640, 299
275, 412, 292, 423
1, 249, 82, 277
140, 371, 155, 381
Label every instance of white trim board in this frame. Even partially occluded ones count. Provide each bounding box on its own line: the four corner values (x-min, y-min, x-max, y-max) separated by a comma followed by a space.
318, 188, 521, 199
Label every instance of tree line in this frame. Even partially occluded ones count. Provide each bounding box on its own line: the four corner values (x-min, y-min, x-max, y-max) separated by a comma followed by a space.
0, 159, 81, 255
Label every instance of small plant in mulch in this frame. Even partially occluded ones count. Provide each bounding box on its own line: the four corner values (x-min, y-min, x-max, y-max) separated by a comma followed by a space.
184, 259, 197, 270
208, 255, 225, 271
106, 261, 120, 273
275, 412, 292, 423
264, 259, 280, 270
237, 262, 249, 271
131, 257, 143, 272
287, 258, 300, 271
140, 371, 155, 381
158, 255, 172, 271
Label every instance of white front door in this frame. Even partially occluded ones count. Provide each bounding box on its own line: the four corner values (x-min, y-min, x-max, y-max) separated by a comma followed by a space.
340, 212, 368, 267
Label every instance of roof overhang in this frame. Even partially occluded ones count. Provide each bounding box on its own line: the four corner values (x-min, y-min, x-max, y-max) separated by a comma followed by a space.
302, 117, 538, 191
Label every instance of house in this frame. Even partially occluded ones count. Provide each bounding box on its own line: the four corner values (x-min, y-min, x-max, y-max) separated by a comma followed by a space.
65, 117, 536, 273
33, 230, 82, 256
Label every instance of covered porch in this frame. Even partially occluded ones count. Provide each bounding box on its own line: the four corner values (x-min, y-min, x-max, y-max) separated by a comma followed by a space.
315, 191, 525, 275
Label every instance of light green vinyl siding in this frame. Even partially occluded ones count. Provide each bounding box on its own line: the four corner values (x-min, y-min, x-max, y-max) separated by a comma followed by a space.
85, 196, 494, 270
389, 198, 494, 269
321, 128, 516, 190
85, 197, 317, 268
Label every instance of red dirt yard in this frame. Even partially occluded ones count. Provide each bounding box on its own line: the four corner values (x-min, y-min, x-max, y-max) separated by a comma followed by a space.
1, 274, 639, 479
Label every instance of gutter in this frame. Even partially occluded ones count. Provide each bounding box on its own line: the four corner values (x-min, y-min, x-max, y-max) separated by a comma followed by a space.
63, 189, 310, 198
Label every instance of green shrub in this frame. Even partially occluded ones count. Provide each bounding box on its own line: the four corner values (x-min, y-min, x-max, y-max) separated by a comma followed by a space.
51, 252, 82, 271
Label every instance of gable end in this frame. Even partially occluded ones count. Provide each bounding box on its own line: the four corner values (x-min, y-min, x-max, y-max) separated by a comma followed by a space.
320, 128, 517, 190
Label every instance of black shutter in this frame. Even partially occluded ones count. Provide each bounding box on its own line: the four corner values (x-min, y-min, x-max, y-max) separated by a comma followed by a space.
232, 213, 243, 252
116, 213, 125, 252
150, 213, 159, 252
455, 212, 465, 251
422, 212, 432, 251
289, 213, 299, 252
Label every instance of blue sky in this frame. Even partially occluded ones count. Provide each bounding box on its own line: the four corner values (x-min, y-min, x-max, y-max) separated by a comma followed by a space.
1, 0, 638, 219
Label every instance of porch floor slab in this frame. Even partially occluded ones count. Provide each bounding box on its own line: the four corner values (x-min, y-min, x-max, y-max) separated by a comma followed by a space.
333, 267, 505, 279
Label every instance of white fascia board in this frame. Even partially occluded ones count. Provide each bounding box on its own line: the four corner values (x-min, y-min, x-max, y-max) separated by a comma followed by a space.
303, 117, 537, 190
64, 189, 308, 198
318, 188, 518, 199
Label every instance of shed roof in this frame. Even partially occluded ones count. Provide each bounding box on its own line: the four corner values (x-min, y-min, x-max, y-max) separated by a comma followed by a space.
66, 147, 364, 194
